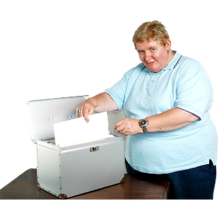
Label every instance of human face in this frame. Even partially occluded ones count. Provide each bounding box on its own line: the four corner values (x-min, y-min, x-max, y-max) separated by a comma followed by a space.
136, 40, 172, 73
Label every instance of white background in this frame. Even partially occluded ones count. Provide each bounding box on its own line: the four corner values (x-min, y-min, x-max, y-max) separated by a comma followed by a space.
0, 0, 219, 219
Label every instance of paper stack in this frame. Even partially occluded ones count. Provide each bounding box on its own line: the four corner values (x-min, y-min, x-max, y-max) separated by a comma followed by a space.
53, 112, 113, 147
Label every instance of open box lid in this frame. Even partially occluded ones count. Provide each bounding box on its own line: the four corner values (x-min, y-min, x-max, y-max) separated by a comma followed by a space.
27, 95, 89, 143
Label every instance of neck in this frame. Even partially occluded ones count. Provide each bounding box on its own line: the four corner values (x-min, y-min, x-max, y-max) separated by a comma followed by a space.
167, 50, 175, 63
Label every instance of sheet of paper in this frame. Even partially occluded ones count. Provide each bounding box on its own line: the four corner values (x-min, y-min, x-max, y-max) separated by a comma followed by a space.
53, 112, 113, 147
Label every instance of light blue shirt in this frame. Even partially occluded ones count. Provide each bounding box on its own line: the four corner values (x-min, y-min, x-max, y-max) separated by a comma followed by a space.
105, 51, 218, 174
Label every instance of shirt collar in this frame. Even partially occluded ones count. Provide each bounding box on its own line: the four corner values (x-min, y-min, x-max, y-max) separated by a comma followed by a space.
163, 50, 182, 70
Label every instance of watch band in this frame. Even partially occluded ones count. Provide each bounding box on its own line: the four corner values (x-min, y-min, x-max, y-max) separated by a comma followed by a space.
142, 125, 147, 133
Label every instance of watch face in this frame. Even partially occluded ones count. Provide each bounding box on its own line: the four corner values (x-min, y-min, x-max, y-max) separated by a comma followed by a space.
141, 120, 146, 125
139, 119, 147, 127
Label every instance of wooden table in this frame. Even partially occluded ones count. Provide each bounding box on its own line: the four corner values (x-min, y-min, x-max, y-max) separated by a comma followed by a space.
0, 169, 170, 199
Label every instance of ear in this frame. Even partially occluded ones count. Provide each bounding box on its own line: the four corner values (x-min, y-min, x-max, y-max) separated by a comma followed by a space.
165, 39, 172, 50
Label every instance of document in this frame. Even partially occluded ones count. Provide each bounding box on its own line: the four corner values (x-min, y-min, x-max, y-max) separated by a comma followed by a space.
53, 112, 113, 147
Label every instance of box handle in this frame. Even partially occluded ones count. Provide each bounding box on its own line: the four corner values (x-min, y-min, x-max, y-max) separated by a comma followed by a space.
90, 146, 99, 152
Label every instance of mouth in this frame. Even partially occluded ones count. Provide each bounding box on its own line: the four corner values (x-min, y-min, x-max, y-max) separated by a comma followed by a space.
145, 61, 155, 66
147, 61, 154, 65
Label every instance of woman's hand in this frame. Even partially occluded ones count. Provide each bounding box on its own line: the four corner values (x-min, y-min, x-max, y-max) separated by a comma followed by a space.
115, 118, 143, 136
76, 102, 95, 123
76, 93, 119, 123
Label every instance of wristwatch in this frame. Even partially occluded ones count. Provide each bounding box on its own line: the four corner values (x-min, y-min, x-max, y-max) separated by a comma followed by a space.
138, 119, 148, 133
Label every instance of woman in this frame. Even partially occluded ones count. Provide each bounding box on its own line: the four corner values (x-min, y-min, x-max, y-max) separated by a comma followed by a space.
77, 20, 217, 199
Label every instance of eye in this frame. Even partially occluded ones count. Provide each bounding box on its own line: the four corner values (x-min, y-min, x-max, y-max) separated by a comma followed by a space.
138, 50, 144, 54
150, 48, 156, 52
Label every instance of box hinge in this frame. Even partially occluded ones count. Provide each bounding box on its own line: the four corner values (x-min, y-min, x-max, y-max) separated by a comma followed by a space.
84, 95, 90, 100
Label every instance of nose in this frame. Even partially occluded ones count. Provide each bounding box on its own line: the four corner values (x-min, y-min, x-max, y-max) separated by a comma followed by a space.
144, 51, 151, 62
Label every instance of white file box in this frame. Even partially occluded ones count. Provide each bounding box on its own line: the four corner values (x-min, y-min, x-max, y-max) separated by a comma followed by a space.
27, 96, 124, 199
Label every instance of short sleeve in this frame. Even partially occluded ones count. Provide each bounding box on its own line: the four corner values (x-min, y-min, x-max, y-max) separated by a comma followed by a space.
105, 70, 131, 111
174, 59, 214, 120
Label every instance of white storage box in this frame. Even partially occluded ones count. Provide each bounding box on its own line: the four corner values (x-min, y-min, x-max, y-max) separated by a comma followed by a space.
27, 96, 125, 199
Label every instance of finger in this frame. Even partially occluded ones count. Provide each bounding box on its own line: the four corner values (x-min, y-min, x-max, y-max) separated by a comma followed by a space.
115, 124, 125, 133
76, 106, 84, 118
115, 122, 125, 131
83, 108, 90, 123
114, 119, 124, 129
83, 106, 94, 123
120, 130, 126, 135
124, 131, 131, 136
86, 107, 94, 123
123, 131, 127, 136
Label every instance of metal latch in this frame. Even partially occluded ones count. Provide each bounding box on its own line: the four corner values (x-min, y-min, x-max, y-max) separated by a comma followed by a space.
90, 146, 99, 152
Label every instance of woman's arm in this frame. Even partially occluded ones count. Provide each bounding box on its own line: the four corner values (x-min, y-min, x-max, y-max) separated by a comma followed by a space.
146, 107, 199, 132
115, 107, 199, 135
77, 92, 118, 122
